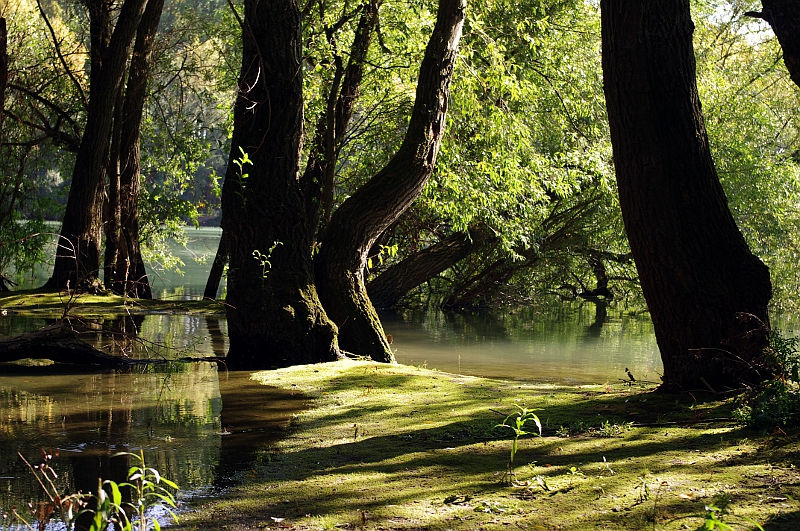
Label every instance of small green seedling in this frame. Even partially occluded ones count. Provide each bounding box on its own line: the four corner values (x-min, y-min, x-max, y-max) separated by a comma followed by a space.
496, 406, 542, 482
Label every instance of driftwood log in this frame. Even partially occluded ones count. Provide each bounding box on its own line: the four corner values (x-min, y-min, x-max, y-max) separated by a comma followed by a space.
0, 323, 225, 367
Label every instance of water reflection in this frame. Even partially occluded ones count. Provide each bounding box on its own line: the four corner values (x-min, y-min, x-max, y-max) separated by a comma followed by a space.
0, 366, 304, 529
381, 304, 662, 383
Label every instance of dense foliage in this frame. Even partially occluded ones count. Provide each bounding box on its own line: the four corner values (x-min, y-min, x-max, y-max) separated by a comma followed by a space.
1, 0, 800, 310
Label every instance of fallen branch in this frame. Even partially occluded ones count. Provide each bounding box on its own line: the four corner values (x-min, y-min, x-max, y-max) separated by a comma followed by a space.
0, 323, 224, 367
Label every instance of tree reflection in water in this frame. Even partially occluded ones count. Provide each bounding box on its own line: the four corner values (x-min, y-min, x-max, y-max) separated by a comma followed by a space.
0, 344, 303, 527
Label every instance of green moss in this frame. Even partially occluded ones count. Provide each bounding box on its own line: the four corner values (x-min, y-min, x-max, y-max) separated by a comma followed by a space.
175, 361, 800, 530
0, 289, 226, 317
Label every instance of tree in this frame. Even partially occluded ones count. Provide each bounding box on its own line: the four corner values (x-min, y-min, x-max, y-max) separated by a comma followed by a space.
46, 0, 148, 291
601, 0, 772, 391
746, 1, 800, 87
314, 0, 466, 360
0, 17, 7, 150
106, 0, 167, 299
220, 0, 341, 368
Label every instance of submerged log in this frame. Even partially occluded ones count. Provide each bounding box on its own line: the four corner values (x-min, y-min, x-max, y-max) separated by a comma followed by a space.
0, 323, 136, 367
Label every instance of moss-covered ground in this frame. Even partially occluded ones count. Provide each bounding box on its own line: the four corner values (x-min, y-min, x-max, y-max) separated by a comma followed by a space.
0, 289, 225, 316
176, 360, 800, 531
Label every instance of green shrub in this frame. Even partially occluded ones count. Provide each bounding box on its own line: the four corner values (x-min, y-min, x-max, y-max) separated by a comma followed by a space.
734, 331, 800, 430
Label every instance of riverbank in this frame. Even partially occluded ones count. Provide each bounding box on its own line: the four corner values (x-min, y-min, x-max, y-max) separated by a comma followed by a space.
0, 289, 226, 316
176, 360, 799, 530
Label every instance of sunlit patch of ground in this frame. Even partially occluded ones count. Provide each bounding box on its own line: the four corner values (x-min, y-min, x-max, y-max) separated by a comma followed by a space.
0, 289, 226, 316
175, 360, 800, 531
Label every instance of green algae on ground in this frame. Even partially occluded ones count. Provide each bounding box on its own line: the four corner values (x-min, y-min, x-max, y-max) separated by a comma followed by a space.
176, 360, 800, 531
0, 289, 226, 317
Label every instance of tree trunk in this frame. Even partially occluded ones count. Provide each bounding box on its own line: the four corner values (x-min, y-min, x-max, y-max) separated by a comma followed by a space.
367, 228, 484, 309
204, 230, 227, 300
315, 0, 466, 361
222, 0, 341, 369
301, 1, 380, 241
47, 0, 148, 291
112, 0, 165, 299
749, 1, 800, 88
601, 0, 772, 391
0, 17, 7, 150
0, 323, 134, 366
103, 82, 125, 288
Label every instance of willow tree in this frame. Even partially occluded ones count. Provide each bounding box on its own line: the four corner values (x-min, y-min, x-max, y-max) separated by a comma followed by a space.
314, 0, 466, 360
220, 0, 341, 368
219, 0, 465, 367
747, 1, 800, 87
601, 0, 772, 391
46, 0, 148, 290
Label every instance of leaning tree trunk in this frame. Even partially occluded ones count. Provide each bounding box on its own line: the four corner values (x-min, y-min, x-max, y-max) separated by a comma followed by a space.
601, 0, 773, 392
112, 0, 165, 299
222, 0, 340, 369
315, 0, 466, 361
203, 229, 227, 299
47, 0, 148, 291
367, 227, 485, 309
748, 1, 800, 88
301, 0, 380, 241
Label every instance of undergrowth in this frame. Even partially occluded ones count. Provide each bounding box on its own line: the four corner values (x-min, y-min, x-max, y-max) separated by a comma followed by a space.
734, 331, 800, 431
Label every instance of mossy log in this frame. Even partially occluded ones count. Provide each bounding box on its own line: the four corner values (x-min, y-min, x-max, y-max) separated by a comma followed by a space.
0, 323, 225, 367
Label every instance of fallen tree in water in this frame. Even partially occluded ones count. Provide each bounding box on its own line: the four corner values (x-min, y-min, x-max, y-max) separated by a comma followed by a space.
0, 323, 224, 367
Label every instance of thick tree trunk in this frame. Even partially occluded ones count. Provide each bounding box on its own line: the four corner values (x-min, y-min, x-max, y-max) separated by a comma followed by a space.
103, 83, 125, 288
222, 0, 341, 369
47, 0, 148, 291
315, 0, 465, 361
749, 1, 800, 88
112, 0, 165, 299
367, 228, 484, 309
601, 0, 773, 391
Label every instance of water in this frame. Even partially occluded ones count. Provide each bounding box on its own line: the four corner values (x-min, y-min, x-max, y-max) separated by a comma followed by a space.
11, 226, 225, 300
0, 367, 305, 529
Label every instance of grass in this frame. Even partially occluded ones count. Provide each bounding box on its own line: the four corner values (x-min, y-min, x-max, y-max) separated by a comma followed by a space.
0, 288, 226, 317
174, 360, 800, 530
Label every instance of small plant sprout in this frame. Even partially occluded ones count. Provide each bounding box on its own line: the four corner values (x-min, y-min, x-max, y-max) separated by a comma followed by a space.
496, 406, 542, 483
566, 466, 584, 488
253, 241, 282, 280
13, 450, 88, 530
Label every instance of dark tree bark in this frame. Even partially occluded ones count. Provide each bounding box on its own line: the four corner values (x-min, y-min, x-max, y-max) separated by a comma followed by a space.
0, 17, 7, 150
111, 0, 165, 299
47, 0, 148, 291
747, 1, 800, 88
205, 0, 379, 302
204, 230, 228, 300
221, 0, 341, 368
103, 81, 125, 289
315, 0, 466, 361
301, 0, 380, 240
601, 0, 773, 391
367, 227, 486, 309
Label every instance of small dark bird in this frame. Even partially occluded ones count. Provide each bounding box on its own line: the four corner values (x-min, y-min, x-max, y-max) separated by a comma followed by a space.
625, 367, 636, 382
